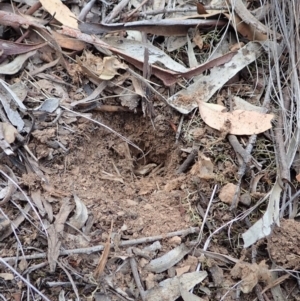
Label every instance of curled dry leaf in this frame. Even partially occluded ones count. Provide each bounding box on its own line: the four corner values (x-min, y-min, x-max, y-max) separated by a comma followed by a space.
198, 102, 274, 135
231, 260, 272, 294
145, 244, 190, 273
69, 194, 88, 230
100, 57, 127, 80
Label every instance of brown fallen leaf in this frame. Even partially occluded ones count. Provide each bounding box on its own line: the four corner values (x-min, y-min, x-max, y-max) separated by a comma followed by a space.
198, 102, 274, 135
224, 13, 267, 41
196, 2, 208, 15
50, 31, 85, 51
229, 0, 280, 40
0, 39, 48, 56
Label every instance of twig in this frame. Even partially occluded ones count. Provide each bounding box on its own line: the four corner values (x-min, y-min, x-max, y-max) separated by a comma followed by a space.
128, 248, 146, 301
193, 185, 217, 251
228, 135, 262, 169
228, 135, 252, 164
104, 0, 130, 23
127, 0, 150, 19
230, 135, 257, 210
121, 6, 228, 18
176, 146, 198, 174
2, 227, 199, 262
94, 104, 141, 113
175, 115, 184, 144
46, 282, 81, 287
25, 2, 42, 15
78, 0, 97, 21
274, 114, 289, 180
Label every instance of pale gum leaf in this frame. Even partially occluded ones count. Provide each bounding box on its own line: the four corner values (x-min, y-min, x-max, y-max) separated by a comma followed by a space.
39, 0, 78, 29
69, 194, 88, 230
198, 101, 273, 135
0, 50, 36, 75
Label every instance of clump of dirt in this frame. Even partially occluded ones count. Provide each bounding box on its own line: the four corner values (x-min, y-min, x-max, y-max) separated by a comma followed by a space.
268, 219, 300, 269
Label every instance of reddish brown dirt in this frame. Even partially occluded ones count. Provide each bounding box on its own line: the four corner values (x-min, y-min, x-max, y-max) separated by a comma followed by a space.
48, 110, 192, 245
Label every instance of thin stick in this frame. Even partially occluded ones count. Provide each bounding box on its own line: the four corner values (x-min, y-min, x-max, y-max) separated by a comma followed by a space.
104, 0, 130, 23
175, 114, 184, 144
2, 227, 199, 262
121, 6, 228, 18
193, 185, 217, 250
127, 0, 150, 19
230, 135, 257, 210
57, 260, 80, 301
128, 248, 146, 301
176, 146, 198, 174
78, 0, 97, 21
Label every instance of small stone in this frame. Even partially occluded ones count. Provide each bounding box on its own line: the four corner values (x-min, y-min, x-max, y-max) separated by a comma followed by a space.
185, 255, 198, 272
126, 199, 138, 206
176, 265, 190, 276
144, 204, 153, 210
219, 183, 238, 205
145, 273, 155, 290
139, 258, 148, 268
121, 224, 128, 231
168, 267, 176, 278
240, 193, 251, 206
167, 236, 181, 246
